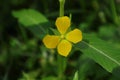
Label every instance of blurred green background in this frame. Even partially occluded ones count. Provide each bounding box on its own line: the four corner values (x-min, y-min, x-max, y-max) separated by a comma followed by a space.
0, 0, 120, 80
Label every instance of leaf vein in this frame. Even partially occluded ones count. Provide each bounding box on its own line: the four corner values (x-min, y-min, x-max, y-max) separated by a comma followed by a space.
83, 41, 120, 66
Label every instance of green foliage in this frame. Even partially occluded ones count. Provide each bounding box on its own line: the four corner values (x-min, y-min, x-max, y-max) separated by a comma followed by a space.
12, 9, 50, 39
1, 0, 120, 80
12, 9, 48, 26
12, 9, 120, 73
76, 33, 120, 72
42, 76, 57, 80
73, 71, 78, 80
77, 55, 110, 80
19, 70, 40, 80
98, 25, 116, 40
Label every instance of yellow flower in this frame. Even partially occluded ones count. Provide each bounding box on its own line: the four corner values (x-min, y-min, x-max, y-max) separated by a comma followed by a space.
43, 16, 82, 57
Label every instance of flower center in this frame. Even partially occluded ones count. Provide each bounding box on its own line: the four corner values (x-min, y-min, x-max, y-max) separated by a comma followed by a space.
61, 35, 65, 39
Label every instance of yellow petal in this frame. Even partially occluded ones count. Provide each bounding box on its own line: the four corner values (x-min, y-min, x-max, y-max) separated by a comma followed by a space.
55, 16, 71, 34
43, 35, 60, 48
66, 29, 82, 43
57, 40, 72, 57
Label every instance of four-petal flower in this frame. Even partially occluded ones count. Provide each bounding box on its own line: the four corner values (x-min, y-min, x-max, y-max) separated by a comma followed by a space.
43, 16, 82, 57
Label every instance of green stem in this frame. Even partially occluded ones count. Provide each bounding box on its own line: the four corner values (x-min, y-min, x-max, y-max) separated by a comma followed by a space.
110, 0, 119, 26
57, 55, 67, 80
59, 0, 65, 17
57, 0, 66, 80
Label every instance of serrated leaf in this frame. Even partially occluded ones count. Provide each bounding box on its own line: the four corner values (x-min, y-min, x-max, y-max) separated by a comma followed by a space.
12, 9, 48, 26
76, 33, 120, 72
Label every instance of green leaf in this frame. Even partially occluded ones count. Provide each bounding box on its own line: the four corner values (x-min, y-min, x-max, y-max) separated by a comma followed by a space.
77, 56, 95, 80
77, 55, 109, 80
12, 9, 50, 39
73, 71, 78, 80
18, 70, 40, 80
27, 24, 48, 39
76, 33, 120, 72
12, 9, 48, 26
